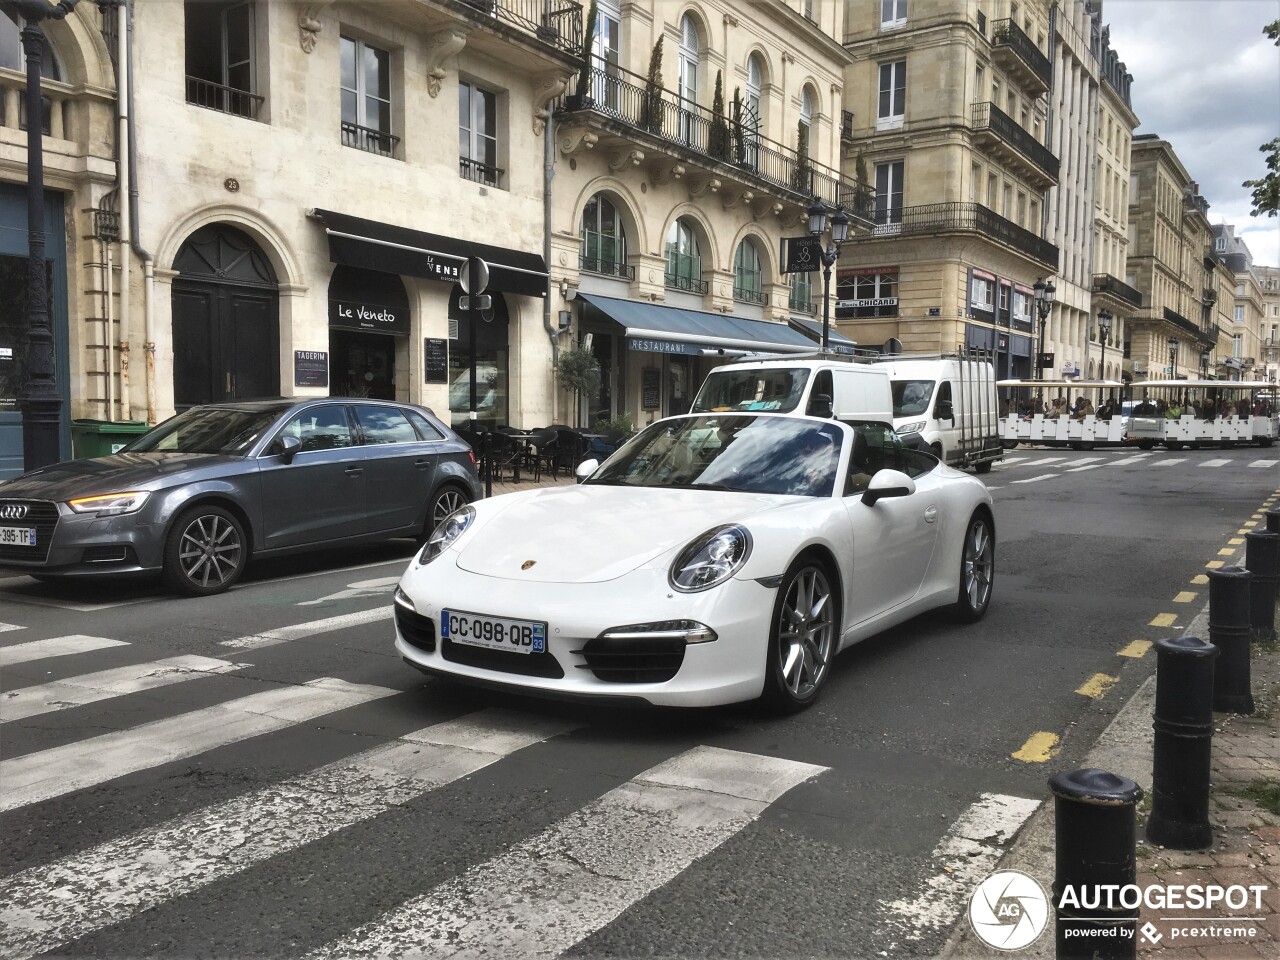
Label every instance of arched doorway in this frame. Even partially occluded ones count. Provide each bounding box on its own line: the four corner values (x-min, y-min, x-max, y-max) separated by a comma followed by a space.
171, 224, 279, 407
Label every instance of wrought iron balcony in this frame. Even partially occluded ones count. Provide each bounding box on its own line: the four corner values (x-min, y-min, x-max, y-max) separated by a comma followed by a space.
1201, 287, 1218, 304
186, 77, 264, 120
459, 156, 504, 187
579, 254, 635, 280
665, 272, 709, 295
789, 296, 818, 316
1163, 306, 1213, 344
989, 18, 1052, 95
733, 284, 768, 305
1091, 273, 1143, 309
341, 121, 399, 158
458, 0, 584, 56
971, 102, 1059, 186
863, 201, 1058, 270
559, 56, 871, 213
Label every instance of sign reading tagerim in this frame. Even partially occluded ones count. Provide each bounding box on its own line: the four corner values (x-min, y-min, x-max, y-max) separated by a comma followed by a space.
294, 350, 329, 388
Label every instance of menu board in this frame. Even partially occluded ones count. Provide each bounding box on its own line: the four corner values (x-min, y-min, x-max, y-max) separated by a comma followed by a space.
424, 338, 448, 384
642, 367, 661, 409
294, 350, 328, 388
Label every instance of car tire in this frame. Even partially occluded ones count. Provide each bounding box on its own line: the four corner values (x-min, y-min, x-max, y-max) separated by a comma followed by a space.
952, 513, 994, 623
420, 485, 474, 545
762, 557, 839, 713
974, 460, 994, 474
161, 505, 247, 596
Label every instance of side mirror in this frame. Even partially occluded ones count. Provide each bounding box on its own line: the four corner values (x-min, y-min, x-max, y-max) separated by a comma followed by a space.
861, 468, 915, 506
807, 393, 834, 418
575, 458, 599, 483
936, 400, 954, 421
278, 435, 301, 464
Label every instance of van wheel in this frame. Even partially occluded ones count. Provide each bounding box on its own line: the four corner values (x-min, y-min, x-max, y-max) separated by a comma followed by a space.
974, 460, 994, 475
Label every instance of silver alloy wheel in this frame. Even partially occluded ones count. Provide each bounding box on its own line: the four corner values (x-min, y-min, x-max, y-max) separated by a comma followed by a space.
177, 514, 243, 589
777, 565, 835, 699
433, 488, 469, 528
962, 517, 994, 613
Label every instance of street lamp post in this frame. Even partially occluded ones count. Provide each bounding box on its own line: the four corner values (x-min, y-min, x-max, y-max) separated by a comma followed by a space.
1032, 277, 1056, 383
1200, 349, 1210, 380
7, 0, 81, 470
1097, 308, 1113, 398
1169, 337, 1179, 378
807, 198, 849, 353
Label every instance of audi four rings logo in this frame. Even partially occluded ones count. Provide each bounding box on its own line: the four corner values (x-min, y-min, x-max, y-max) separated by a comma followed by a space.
0, 504, 29, 520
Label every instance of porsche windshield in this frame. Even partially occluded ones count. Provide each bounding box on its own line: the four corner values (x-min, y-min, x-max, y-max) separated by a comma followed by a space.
123, 404, 290, 455
692, 368, 810, 413
589, 415, 844, 497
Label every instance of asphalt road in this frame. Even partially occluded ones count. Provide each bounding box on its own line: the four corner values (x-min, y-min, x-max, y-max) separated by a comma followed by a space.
0, 445, 1276, 959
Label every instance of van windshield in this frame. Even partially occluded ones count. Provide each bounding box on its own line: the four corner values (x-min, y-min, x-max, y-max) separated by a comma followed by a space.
892, 380, 936, 417
692, 368, 810, 413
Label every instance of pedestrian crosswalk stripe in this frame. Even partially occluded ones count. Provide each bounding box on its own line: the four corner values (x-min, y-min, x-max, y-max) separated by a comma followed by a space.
0, 678, 395, 813
880, 793, 1040, 942
1032, 457, 1067, 465
310, 746, 827, 960
1201, 459, 1232, 468
1066, 464, 1104, 473
1108, 456, 1150, 466
1151, 458, 1186, 466
0, 623, 25, 634
0, 635, 128, 668
0, 709, 577, 960
1249, 459, 1278, 468
0, 655, 244, 724
222, 606, 393, 650
1010, 474, 1059, 484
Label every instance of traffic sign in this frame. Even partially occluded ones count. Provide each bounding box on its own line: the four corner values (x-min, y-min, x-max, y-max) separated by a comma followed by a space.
459, 257, 490, 295
458, 295, 492, 312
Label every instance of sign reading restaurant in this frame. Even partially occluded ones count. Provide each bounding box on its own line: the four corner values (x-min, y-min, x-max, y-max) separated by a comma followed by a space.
329, 299, 410, 336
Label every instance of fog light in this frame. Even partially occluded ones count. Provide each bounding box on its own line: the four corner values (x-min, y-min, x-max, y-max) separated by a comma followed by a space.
601, 620, 717, 644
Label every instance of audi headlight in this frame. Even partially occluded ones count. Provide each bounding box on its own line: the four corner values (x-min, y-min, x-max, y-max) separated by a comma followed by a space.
419, 505, 475, 563
669, 524, 752, 592
67, 491, 150, 517
896, 421, 927, 435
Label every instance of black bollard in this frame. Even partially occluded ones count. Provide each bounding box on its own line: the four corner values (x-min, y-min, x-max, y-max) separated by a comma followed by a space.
1145, 636, 1217, 850
1245, 531, 1280, 643
1209, 566, 1254, 714
482, 428, 493, 499
1050, 769, 1143, 960
1266, 508, 1280, 534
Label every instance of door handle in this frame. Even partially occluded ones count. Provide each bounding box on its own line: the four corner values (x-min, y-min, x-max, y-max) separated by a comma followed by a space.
924, 505, 938, 524
414, 459, 431, 470
345, 467, 364, 477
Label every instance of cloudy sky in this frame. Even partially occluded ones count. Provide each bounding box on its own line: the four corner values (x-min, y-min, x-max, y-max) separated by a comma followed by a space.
1102, 0, 1280, 266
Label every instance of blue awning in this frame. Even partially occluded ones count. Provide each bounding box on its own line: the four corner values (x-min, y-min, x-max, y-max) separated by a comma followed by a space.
578, 293, 828, 356
786, 316, 858, 353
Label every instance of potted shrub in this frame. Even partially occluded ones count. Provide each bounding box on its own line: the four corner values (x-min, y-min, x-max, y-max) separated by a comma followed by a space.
554, 346, 602, 428
565, 0, 598, 111
708, 70, 730, 161
639, 37, 664, 134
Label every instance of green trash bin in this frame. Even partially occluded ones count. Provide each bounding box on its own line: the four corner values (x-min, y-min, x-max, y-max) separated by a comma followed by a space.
70, 419, 151, 459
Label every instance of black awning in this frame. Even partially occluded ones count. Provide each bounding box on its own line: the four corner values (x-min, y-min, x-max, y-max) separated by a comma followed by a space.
310, 209, 547, 298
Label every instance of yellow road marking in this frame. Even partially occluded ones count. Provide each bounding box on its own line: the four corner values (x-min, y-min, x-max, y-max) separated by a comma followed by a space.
1150, 613, 1178, 628
1172, 591, 1197, 603
1218, 548, 1236, 557
1243, 521, 1258, 528
1076, 674, 1118, 699
1012, 732, 1060, 763
1118, 640, 1152, 658
1228, 538, 1244, 546
1238, 530, 1252, 536
1206, 560, 1225, 569
1190, 574, 1209, 585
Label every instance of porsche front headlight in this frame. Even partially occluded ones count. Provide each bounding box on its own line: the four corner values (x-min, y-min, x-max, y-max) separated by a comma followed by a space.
419, 505, 475, 563
67, 491, 150, 517
669, 524, 752, 592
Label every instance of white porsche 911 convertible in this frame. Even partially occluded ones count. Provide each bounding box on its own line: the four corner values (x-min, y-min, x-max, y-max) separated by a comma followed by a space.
394, 413, 994, 711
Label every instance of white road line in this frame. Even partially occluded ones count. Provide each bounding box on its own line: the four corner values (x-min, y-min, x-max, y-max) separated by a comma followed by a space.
1150, 458, 1187, 466
1107, 456, 1151, 466
994, 457, 1028, 467
0, 678, 395, 813
1249, 459, 1279, 468
221, 606, 393, 650
311, 746, 827, 960
0, 656, 245, 724
0, 635, 127, 668
1009, 474, 1059, 484
1030, 457, 1067, 465
1067, 457, 1104, 467
0, 709, 577, 960
1066, 464, 1104, 473
1200, 459, 1232, 468
0, 623, 25, 634
880, 793, 1040, 943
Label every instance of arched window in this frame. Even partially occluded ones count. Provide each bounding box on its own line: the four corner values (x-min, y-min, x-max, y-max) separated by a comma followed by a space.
1, 8, 62, 133
799, 86, 814, 149
741, 53, 763, 169
581, 194, 629, 278
678, 15, 699, 144
733, 240, 765, 304
665, 218, 704, 293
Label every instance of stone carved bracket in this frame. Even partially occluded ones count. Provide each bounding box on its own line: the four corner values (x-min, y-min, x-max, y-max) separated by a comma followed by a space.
425, 29, 468, 98
648, 158, 686, 184
608, 149, 645, 171
688, 177, 721, 198
777, 205, 807, 229
753, 198, 784, 221
298, 1, 338, 54
558, 127, 599, 156
722, 188, 754, 210
533, 71, 578, 135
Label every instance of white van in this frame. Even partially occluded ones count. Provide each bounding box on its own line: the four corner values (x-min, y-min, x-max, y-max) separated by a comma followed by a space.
868, 355, 1002, 473
691, 355, 893, 424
